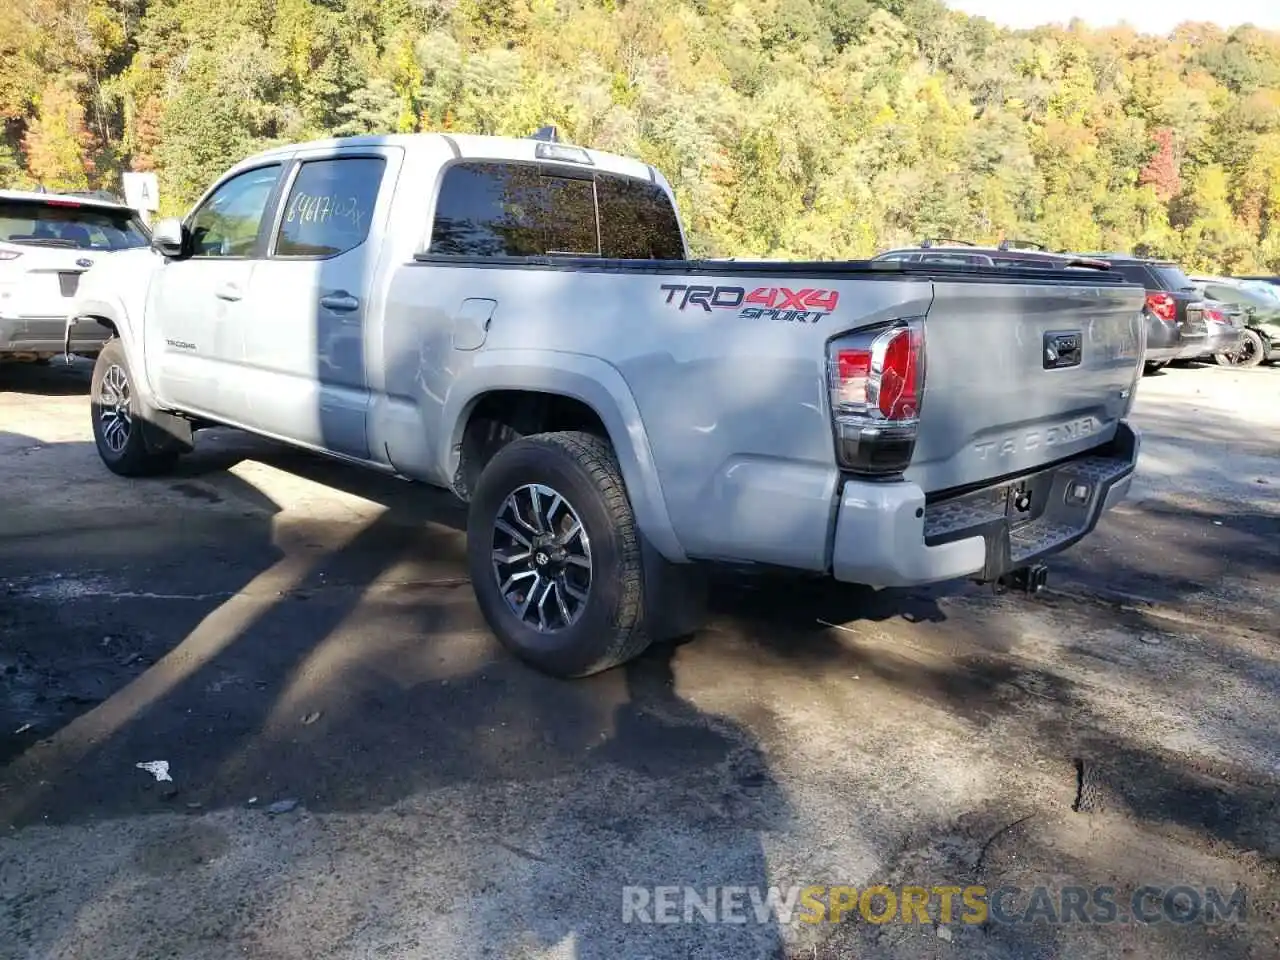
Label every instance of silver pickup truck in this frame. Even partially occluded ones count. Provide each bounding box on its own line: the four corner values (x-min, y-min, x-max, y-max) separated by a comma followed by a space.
70, 132, 1145, 678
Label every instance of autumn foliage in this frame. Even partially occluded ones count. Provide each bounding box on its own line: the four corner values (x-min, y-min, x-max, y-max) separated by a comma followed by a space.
1, 0, 1278, 272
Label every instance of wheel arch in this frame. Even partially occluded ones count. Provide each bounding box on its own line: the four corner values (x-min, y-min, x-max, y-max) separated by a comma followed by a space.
71, 296, 162, 405
443, 352, 686, 562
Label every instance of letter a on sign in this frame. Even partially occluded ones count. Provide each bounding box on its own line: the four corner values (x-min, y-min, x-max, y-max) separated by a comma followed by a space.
122, 172, 160, 212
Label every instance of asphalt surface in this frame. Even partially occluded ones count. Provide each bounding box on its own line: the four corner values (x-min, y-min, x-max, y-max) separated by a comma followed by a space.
1, 358, 1278, 960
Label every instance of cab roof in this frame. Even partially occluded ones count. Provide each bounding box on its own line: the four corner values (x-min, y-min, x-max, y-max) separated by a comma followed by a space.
234, 132, 662, 188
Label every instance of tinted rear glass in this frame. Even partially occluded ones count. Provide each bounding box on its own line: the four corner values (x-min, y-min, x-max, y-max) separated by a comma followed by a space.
918, 253, 988, 265
0, 200, 149, 251
1113, 264, 1152, 286
990, 255, 1062, 269
596, 174, 684, 259
1149, 264, 1196, 292
542, 175, 597, 255
429, 161, 684, 259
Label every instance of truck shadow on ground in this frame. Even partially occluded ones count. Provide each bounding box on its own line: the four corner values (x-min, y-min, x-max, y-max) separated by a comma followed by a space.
3, 431, 1277, 958
0, 358, 93, 396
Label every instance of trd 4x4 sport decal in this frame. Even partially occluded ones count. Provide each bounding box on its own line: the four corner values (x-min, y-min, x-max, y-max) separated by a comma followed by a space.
660, 284, 839, 324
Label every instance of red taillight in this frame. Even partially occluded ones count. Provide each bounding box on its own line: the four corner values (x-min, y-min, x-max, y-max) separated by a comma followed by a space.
1203, 307, 1226, 324
42, 199, 82, 208
878, 326, 922, 420
1145, 292, 1176, 322
829, 319, 926, 476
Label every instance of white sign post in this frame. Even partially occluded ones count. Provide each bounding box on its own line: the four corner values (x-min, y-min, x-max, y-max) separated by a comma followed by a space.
121, 172, 160, 226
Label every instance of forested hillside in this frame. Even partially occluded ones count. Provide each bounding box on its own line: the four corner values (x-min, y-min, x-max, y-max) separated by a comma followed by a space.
3, 0, 1279, 270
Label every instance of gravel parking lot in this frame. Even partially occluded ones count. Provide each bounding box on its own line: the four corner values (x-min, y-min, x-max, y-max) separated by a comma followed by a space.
1, 358, 1277, 960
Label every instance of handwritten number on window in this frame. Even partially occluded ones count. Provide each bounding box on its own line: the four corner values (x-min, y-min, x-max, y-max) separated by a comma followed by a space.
285, 192, 366, 234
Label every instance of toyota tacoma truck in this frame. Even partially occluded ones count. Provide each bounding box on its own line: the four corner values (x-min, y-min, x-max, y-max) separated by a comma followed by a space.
70, 132, 1146, 678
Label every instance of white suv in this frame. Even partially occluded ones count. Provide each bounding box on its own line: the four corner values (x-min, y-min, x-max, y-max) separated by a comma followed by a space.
0, 189, 151, 363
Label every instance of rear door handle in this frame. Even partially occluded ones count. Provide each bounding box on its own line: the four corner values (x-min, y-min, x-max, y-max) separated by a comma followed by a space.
214, 282, 242, 302
320, 292, 360, 312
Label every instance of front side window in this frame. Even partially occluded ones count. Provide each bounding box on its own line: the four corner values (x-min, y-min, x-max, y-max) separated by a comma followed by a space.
0, 200, 150, 251
428, 161, 685, 260
188, 165, 282, 258
275, 157, 386, 258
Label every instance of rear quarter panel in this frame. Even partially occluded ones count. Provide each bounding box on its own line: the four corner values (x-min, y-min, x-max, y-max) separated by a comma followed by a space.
380, 262, 932, 569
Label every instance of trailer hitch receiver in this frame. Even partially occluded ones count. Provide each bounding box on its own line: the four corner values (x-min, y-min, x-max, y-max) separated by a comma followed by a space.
997, 563, 1049, 595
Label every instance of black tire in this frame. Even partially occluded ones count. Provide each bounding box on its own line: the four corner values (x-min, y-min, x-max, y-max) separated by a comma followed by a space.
1072, 759, 1107, 814
1143, 361, 1167, 375
90, 339, 178, 477
1215, 328, 1266, 368
467, 430, 653, 678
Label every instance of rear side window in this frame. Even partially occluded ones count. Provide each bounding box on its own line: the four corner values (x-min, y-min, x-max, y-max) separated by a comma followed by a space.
0, 200, 149, 251
275, 157, 385, 258
428, 161, 684, 260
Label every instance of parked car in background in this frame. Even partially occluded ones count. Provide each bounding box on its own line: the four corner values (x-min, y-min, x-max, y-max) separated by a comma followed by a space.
1185, 297, 1246, 364
0, 190, 150, 364
72, 132, 1144, 678
1192, 275, 1280, 367
1068, 253, 1209, 374
871, 238, 1112, 271
871, 242, 1199, 373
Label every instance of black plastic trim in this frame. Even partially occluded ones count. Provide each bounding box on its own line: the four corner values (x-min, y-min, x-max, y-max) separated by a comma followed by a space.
409, 253, 1142, 286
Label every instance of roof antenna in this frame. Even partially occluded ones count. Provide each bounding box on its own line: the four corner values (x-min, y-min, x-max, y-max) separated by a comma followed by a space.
529, 125, 559, 142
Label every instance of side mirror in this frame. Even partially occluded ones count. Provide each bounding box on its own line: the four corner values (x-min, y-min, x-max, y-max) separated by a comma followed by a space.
151, 218, 187, 258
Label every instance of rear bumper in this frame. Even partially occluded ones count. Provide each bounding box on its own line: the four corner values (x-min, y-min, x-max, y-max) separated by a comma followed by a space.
830, 422, 1139, 588
1145, 344, 1182, 364
0, 314, 109, 355
1144, 315, 1181, 363
1181, 328, 1242, 358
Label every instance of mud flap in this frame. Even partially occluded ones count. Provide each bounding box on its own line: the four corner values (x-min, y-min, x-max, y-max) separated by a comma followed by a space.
141, 408, 195, 455
641, 535, 708, 643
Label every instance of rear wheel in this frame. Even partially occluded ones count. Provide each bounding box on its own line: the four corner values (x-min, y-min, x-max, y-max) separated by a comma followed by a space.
1215, 328, 1266, 368
91, 339, 178, 477
1143, 361, 1168, 375
467, 430, 654, 678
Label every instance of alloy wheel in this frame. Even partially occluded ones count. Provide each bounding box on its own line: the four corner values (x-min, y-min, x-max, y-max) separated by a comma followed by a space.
98, 363, 132, 454
491, 483, 592, 632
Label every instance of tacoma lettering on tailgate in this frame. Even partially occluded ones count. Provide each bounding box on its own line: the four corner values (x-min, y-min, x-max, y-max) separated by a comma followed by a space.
973, 416, 1099, 460
660, 284, 839, 324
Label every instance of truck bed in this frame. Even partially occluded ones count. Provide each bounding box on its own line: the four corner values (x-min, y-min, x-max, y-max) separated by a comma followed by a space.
390, 254, 1145, 572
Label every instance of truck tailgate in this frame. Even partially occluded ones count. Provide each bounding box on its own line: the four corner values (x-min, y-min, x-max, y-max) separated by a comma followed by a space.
907, 279, 1145, 494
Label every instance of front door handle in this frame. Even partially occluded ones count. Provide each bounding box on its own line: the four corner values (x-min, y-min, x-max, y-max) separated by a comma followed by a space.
320, 292, 360, 312
214, 282, 242, 302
